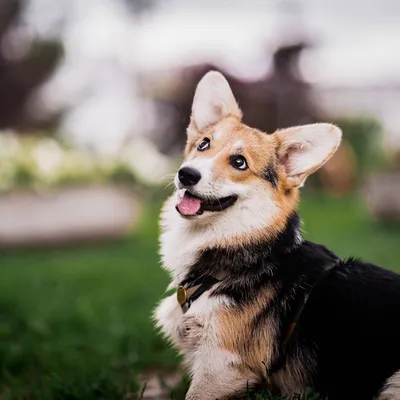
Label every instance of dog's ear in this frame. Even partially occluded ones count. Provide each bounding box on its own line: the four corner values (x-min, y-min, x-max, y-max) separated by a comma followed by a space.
188, 71, 241, 139
276, 123, 342, 188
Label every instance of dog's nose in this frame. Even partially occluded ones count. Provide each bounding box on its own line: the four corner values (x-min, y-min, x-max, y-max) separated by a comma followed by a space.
178, 167, 201, 186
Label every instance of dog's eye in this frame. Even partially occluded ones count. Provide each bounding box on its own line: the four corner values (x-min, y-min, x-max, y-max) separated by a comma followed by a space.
230, 155, 248, 171
197, 138, 210, 152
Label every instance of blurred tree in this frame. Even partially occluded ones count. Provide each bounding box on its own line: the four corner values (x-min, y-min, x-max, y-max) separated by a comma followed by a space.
124, 0, 158, 13
0, 0, 62, 131
335, 116, 385, 176
0, 0, 160, 134
316, 116, 385, 196
151, 42, 326, 155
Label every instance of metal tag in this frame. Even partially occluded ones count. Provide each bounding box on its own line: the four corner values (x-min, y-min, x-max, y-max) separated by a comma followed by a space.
177, 286, 187, 306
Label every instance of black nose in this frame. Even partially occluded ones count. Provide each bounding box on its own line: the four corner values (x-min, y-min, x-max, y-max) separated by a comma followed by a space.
178, 167, 201, 186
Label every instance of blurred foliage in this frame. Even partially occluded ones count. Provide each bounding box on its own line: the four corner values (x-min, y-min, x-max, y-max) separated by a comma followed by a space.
0, 131, 175, 192
335, 116, 386, 177
387, 147, 400, 171
247, 387, 323, 400
0, 0, 62, 131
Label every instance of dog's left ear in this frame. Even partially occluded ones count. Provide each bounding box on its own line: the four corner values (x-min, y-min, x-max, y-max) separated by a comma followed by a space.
188, 71, 242, 139
276, 123, 342, 188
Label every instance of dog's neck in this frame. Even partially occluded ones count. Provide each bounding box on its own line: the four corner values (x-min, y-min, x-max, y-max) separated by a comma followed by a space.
160, 194, 302, 286
182, 212, 302, 282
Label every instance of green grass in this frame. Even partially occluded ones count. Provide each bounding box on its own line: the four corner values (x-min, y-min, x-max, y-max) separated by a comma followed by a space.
246, 387, 323, 400
0, 193, 400, 399
0, 205, 176, 399
299, 193, 400, 271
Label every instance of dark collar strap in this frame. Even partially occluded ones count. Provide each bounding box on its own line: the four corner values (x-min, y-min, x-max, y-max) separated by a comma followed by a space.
177, 276, 221, 312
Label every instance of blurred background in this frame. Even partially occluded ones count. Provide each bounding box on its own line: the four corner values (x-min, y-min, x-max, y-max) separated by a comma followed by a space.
1, 0, 400, 398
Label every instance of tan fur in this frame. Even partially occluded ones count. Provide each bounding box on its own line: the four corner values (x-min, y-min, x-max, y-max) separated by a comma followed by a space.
184, 116, 300, 248
217, 287, 277, 378
216, 287, 314, 396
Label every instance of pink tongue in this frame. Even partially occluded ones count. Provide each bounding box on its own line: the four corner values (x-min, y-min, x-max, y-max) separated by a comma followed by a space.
177, 193, 202, 216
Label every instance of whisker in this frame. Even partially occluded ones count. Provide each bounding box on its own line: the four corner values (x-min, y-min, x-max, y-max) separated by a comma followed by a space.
164, 180, 176, 190
160, 173, 177, 182
216, 196, 223, 210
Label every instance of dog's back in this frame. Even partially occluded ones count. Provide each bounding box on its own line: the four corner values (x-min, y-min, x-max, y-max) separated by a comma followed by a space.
299, 257, 400, 399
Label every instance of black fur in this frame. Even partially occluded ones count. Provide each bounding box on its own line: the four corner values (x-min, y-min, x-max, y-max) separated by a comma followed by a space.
181, 213, 400, 400
261, 163, 278, 187
300, 259, 400, 399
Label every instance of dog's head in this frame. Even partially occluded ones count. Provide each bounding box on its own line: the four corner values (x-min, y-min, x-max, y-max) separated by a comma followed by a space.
173, 71, 341, 240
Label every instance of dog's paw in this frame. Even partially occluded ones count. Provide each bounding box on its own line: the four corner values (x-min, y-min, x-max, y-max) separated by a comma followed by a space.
178, 315, 204, 347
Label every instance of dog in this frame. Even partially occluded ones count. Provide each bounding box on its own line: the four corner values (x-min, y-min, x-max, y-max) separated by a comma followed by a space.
154, 71, 400, 400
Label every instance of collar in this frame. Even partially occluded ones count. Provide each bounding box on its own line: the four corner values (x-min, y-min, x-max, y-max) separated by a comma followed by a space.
177, 271, 227, 313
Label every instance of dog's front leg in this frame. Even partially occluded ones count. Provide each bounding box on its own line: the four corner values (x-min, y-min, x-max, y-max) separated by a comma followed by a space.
185, 345, 258, 400
186, 367, 253, 400
179, 314, 205, 350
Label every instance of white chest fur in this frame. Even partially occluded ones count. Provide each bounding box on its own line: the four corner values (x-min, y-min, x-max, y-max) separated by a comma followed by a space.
155, 196, 268, 398
159, 192, 278, 287
154, 279, 254, 399
155, 196, 280, 400
154, 284, 238, 380
156, 195, 236, 362
157, 196, 210, 348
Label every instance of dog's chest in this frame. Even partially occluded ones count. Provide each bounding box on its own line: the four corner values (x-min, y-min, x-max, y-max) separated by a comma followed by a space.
155, 288, 223, 353
157, 203, 247, 376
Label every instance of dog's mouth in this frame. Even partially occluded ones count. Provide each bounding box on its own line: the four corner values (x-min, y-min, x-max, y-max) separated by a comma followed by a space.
176, 189, 238, 217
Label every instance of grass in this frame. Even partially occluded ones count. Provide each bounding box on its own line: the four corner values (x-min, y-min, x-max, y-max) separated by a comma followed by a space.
0, 193, 400, 399
0, 205, 176, 399
246, 387, 323, 400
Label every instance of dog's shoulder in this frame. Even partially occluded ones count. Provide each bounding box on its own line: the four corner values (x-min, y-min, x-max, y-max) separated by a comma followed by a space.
300, 247, 400, 331
297, 251, 400, 398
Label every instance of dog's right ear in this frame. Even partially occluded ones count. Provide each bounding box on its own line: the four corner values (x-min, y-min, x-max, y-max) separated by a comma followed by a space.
188, 71, 242, 139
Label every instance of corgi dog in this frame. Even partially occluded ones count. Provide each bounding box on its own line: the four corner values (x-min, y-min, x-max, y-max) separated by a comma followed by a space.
155, 71, 400, 400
